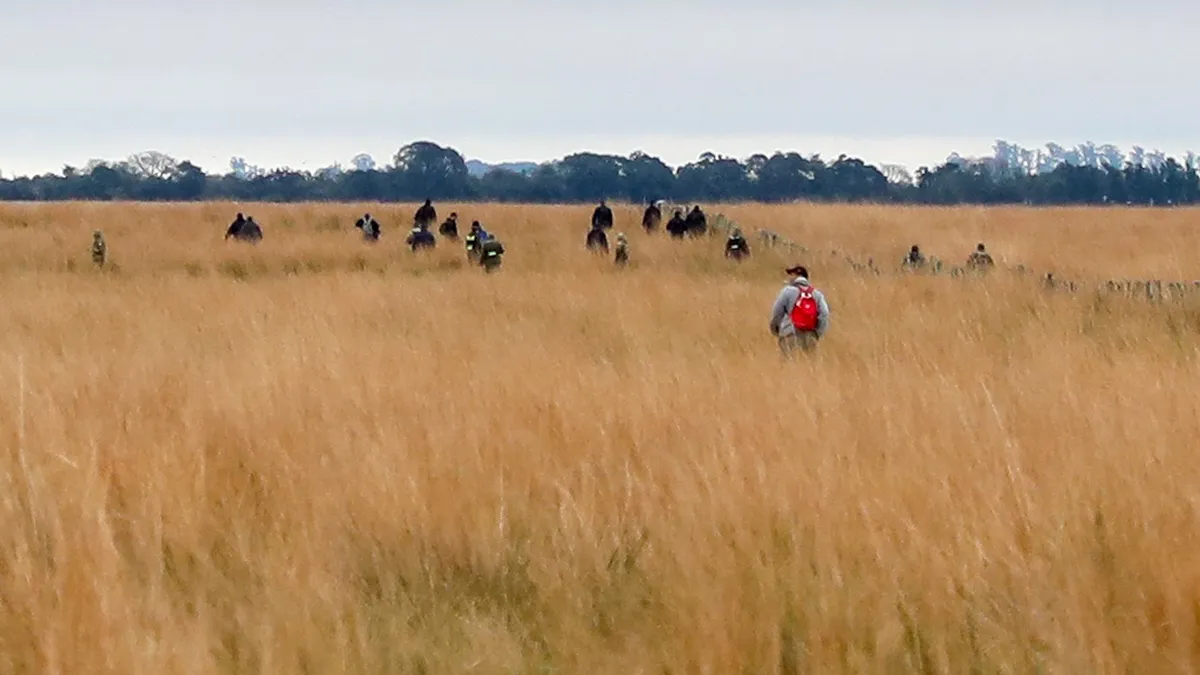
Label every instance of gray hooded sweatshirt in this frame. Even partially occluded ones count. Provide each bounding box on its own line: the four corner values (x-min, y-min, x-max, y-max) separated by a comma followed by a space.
769, 277, 830, 339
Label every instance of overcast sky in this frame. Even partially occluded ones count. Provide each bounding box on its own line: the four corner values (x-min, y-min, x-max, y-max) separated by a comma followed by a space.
3, 0, 1199, 176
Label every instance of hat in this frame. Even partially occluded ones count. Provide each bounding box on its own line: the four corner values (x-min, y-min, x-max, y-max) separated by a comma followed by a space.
785, 264, 808, 277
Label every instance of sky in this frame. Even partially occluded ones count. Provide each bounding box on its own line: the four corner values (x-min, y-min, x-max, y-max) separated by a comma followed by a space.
3, 0, 1200, 177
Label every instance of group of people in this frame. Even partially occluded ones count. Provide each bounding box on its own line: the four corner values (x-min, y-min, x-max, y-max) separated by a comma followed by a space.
585, 200, 750, 266
224, 213, 264, 242
584, 200, 631, 266
110, 199, 1025, 359
639, 201, 709, 239
901, 242, 996, 272
221, 199, 508, 271
91, 198, 841, 358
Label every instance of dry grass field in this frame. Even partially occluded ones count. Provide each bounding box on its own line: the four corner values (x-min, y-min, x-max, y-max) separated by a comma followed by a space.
2, 201, 1200, 674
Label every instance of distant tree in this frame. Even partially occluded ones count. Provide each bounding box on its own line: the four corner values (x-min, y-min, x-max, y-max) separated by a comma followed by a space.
558, 152, 624, 202
676, 152, 750, 201
620, 151, 675, 203
315, 163, 344, 180
754, 152, 820, 201
477, 168, 534, 202
350, 153, 376, 172
527, 163, 567, 202
4, 137, 1200, 206
229, 156, 264, 180
173, 161, 208, 200
125, 151, 179, 180
392, 141, 471, 199
880, 163, 914, 186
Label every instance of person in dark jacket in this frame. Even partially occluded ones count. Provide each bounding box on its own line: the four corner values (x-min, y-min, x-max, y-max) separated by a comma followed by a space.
586, 225, 609, 252
666, 209, 688, 238
685, 205, 707, 237
642, 201, 662, 233
439, 212, 459, 239
479, 234, 505, 272
725, 227, 750, 260
229, 215, 262, 243
406, 223, 436, 251
224, 213, 247, 240
591, 200, 614, 230
414, 199, 437, 228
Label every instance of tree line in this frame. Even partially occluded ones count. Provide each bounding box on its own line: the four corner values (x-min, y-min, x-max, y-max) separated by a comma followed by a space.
2, 140, 1198, 206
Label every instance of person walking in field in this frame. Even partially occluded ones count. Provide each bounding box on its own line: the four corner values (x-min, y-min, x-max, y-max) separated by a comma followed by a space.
478, 233, 505, 272
355, 213, 381, 242
586, 224, 609, 252
439, 212, 459, 239
685, 205, 708, 237
725, 227, 750, 260
966, 242, 995, 270
224, 212, 247, 240
614, 233, 630, 267
91, 230, 107, 266
592, 199, 614, 230
414, 199, 437, 229
642, 201, 662, 233
227, 215, 263, 243
406, 222, 436, 251
769, 265, 830, 356
465, 221, 488, 261
901, 244, 926, 270
666, 209, 688, 238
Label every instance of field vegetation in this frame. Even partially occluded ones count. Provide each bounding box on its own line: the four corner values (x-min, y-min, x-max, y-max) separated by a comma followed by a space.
2, 202, 1200, 673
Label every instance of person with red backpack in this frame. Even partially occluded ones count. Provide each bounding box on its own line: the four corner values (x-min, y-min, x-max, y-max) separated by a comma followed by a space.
769, 265, 830, 355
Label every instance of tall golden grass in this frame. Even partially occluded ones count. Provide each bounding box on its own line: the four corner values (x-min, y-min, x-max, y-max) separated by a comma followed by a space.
2, 201, 1200, 674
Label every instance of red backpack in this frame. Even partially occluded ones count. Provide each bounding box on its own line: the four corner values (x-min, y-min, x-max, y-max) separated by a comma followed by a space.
789, 284, 820, 332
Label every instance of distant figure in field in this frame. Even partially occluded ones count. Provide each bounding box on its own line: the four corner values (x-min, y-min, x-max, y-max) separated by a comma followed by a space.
414, 199, 437, 229
966, 243, 995, 270
355, 213, 381, 242
465, 221, 487, 261
406, 223, 436, 251
614, 233, 630, 267
479, 234, 505, 272
666, 209, 688, 238
902, 244, 926, 270
769, 264, 830, 356
642, 201, 662, 233
224, 212, 246, 240
228, 215, 263, 243
592, 199, 614, 230
685, 205, 708, 237
725, 227, 750, 260
586, 225, 609, 253
91, 230, 107, 266
439, 212, 459, 239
